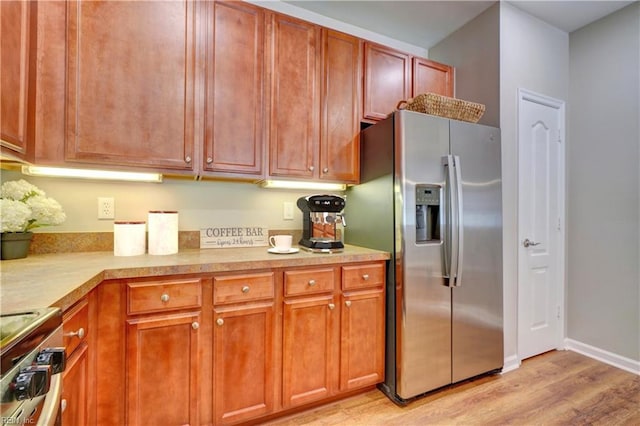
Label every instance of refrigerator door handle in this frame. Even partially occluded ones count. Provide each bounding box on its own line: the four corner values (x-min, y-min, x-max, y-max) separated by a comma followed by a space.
453, 155, 464, 287
442, 155, 458, 287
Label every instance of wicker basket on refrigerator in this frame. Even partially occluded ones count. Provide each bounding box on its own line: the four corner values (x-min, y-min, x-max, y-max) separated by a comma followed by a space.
396, 92, 485, 123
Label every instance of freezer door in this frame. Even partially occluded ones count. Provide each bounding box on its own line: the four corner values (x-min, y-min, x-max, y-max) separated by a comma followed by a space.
449, 120, 503, 383
395, 111, 452, 399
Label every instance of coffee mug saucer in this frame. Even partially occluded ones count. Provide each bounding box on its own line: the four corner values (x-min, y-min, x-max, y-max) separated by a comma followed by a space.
267, 247, 300, 254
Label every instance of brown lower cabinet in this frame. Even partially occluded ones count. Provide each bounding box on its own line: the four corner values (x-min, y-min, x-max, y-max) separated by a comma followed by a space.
61, 294, 96, 425
212, 272, 276, 425
282, 267, 340, 408
126, 312, 201, 426
92, 261, 385, 425
62, 342, 89, 425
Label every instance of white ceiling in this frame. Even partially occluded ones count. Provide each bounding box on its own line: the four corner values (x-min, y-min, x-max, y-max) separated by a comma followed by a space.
284, 0, 636, 48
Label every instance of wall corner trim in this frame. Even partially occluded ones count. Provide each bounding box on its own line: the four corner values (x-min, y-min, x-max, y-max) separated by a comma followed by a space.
501, 354, 521, 374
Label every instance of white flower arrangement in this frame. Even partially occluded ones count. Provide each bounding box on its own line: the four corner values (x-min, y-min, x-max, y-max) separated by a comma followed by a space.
0, 179, 66, 233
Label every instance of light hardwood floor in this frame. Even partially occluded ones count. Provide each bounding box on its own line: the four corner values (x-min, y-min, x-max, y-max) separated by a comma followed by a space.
266, 350, 640, 425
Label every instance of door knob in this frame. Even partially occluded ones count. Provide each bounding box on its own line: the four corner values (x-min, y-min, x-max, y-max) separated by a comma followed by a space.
523, 238, 540, 248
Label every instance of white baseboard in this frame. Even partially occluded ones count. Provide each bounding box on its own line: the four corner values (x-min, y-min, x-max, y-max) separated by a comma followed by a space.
501, 354, 521, 374
565, 338, 640, 375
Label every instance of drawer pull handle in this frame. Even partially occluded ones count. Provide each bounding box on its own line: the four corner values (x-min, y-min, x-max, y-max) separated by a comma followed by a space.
64, 327, 85, 339
160, 294, 170, 303
192, 322, 200, 330
308, 279, 316, 287
328, 303, 335, 310
345, 300, 352, 307
362, 274, 370, 281
216, 318, 224, 326
242, 286, 250, 293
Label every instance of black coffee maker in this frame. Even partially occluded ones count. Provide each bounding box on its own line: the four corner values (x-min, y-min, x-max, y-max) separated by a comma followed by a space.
297, 195, 346, 252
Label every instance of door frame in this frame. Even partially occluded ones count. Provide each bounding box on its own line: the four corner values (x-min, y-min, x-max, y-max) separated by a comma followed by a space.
516, 88, 567, 362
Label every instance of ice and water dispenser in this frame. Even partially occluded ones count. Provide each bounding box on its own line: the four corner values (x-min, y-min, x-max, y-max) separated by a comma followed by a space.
415, 184, 441, 243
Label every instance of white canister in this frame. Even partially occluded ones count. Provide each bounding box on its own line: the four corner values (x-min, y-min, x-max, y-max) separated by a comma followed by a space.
114, 221, 146, 256
148, 211, 179, 255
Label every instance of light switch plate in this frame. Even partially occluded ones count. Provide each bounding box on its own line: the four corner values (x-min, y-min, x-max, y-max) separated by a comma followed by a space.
283, 202, 294, 220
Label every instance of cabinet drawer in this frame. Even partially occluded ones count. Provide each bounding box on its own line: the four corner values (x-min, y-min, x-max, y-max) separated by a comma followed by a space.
342, 263, 385, 290
63, 298, 89, 356
284, 268, 336, 297
127, 278, 202, 315
214, 272, 274, 305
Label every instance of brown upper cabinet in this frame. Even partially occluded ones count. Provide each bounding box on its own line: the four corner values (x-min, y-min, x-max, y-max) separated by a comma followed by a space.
412, 57, 454, 98
65, 0, 198, 172
0, 1, 36, 160
7, 1, 452, 184
363, 43, 411, 121
363, 42, 454, 122
266, 13, 321, 180
204, 1, 265, 179
266, 17, 362, 184
320, 30, 362, 184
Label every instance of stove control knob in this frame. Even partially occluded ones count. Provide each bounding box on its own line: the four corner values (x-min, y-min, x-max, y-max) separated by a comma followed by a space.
13, 365, 51, 400
36, 347, 67, 374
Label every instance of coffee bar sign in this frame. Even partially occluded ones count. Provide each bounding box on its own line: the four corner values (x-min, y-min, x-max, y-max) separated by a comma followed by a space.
200, 226, 269, 249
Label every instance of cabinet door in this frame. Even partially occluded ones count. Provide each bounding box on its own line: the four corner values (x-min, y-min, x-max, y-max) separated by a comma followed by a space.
126, 312, 200, 426
282, 295, 339, 408
61, 342, 89, 426
413, 57, 454, 97
65, 1, 197, 171
363, 43, 411, 121
320, 30, 361, 183
0, 0, 35, 158
267, 13, 321, 178
340, 289, 385, 391
204, 1, 264, 178
213, 303, 275, 425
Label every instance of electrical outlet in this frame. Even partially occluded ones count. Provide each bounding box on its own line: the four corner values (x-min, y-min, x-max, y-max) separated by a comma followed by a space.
98, 197, 115, 220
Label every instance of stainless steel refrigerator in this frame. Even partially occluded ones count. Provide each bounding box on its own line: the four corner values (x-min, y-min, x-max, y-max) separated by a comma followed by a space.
345, 110, 503, 403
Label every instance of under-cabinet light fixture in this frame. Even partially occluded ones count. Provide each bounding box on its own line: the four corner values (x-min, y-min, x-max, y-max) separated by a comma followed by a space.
21, 165, 163, 183
259, 180, 346, 191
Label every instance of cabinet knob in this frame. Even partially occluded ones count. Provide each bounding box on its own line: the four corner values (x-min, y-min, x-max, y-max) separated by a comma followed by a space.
160, 293, 170, 303
242, 285, 250, 293
61, 399, 68, 413
185, 155, 192, 163
362, 274, 370, 281
64, 327, 85, 339
216, 318, 224, 326
206, 157, 213, 164
345, 300, 352, 307
328, 303, 335, 310
192, 322, 199, 330
323, 168, 329, 173
308, 166, 315, 171
308, 279, 316, 287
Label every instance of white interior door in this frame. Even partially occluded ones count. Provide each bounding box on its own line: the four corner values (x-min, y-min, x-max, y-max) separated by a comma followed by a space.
517, 89, 565, 360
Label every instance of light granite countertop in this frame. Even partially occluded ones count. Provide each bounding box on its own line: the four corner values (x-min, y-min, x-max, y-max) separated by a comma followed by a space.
0, 245, 389, 313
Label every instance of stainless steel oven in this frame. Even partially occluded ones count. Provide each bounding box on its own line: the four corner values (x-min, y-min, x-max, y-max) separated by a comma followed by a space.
1, 307, 65, 426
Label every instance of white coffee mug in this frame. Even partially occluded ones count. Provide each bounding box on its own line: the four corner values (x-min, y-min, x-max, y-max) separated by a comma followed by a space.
269, 235, 292, 252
